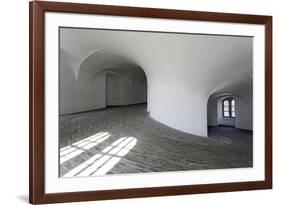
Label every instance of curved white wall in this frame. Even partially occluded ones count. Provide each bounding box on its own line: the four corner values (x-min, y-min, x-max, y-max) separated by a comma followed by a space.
235, 89, 253, 130
60, 28, 253, 137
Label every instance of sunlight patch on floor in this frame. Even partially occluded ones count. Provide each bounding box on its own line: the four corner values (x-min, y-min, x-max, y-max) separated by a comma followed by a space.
63, 136, 137, 177
60, 132, 110, 164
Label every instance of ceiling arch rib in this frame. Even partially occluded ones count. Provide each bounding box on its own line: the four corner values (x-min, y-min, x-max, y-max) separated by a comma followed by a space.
77, 49, 141, 85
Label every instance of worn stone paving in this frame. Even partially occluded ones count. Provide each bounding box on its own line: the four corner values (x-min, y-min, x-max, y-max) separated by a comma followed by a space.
59, 104, 253, 177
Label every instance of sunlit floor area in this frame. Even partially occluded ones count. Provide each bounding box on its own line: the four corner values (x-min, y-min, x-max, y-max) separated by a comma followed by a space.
59, 104, 253, 177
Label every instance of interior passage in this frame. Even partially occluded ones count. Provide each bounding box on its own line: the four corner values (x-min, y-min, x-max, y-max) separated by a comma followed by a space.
59, 104, 252, 177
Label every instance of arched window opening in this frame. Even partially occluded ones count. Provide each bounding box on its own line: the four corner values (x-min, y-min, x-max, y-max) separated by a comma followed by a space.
223, 97, 235, 118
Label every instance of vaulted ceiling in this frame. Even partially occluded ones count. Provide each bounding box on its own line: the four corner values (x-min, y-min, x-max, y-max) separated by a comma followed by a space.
60, 27, 253, 136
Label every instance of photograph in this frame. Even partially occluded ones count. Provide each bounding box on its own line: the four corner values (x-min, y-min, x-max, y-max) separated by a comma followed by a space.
59, 27, 253, 178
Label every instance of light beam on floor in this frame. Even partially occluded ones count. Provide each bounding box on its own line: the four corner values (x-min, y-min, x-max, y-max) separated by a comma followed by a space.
60, 132, 110, 164
63, 136, 137, 177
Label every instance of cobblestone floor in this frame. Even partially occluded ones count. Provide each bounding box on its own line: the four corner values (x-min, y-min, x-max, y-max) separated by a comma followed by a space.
59, 104, 253, 177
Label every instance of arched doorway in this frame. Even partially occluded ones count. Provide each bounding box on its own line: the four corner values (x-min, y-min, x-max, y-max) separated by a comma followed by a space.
207, 95, 236, 129
92, 67, 148, 110
207, 94, 238, 137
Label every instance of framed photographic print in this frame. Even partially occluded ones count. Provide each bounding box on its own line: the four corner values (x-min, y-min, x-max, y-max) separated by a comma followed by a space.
29, 1, 272, 204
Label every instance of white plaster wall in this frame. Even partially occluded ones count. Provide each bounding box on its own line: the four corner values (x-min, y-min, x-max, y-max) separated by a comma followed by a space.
207, 96, 218, 126
60, 28, 253, 137
59, 56, 107, 114
106, 73, 124, 106
235, 90, 253, 130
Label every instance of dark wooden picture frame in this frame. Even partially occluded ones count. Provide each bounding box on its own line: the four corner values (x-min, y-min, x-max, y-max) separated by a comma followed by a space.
29, 1, 272, 204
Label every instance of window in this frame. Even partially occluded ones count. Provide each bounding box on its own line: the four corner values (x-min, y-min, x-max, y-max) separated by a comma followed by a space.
223, 97, 235, 118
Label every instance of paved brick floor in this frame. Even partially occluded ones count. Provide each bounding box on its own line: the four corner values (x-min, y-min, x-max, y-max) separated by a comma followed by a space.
59, 104, 253, 177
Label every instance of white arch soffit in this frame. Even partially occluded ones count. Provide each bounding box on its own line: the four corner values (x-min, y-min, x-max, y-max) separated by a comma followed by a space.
213, 93, 237, 99
208, 90, 251, 109
207, 72, 251, 98
134, 76, 147, 89
78, 49, 139, 80
68, 48, 103, 81
92, 66, 147, 85
206, 73, 252, 102
92, 68, 131, 84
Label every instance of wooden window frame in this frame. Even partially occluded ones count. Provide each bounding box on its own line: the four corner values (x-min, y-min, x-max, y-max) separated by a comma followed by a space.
223, 97, 235, 118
